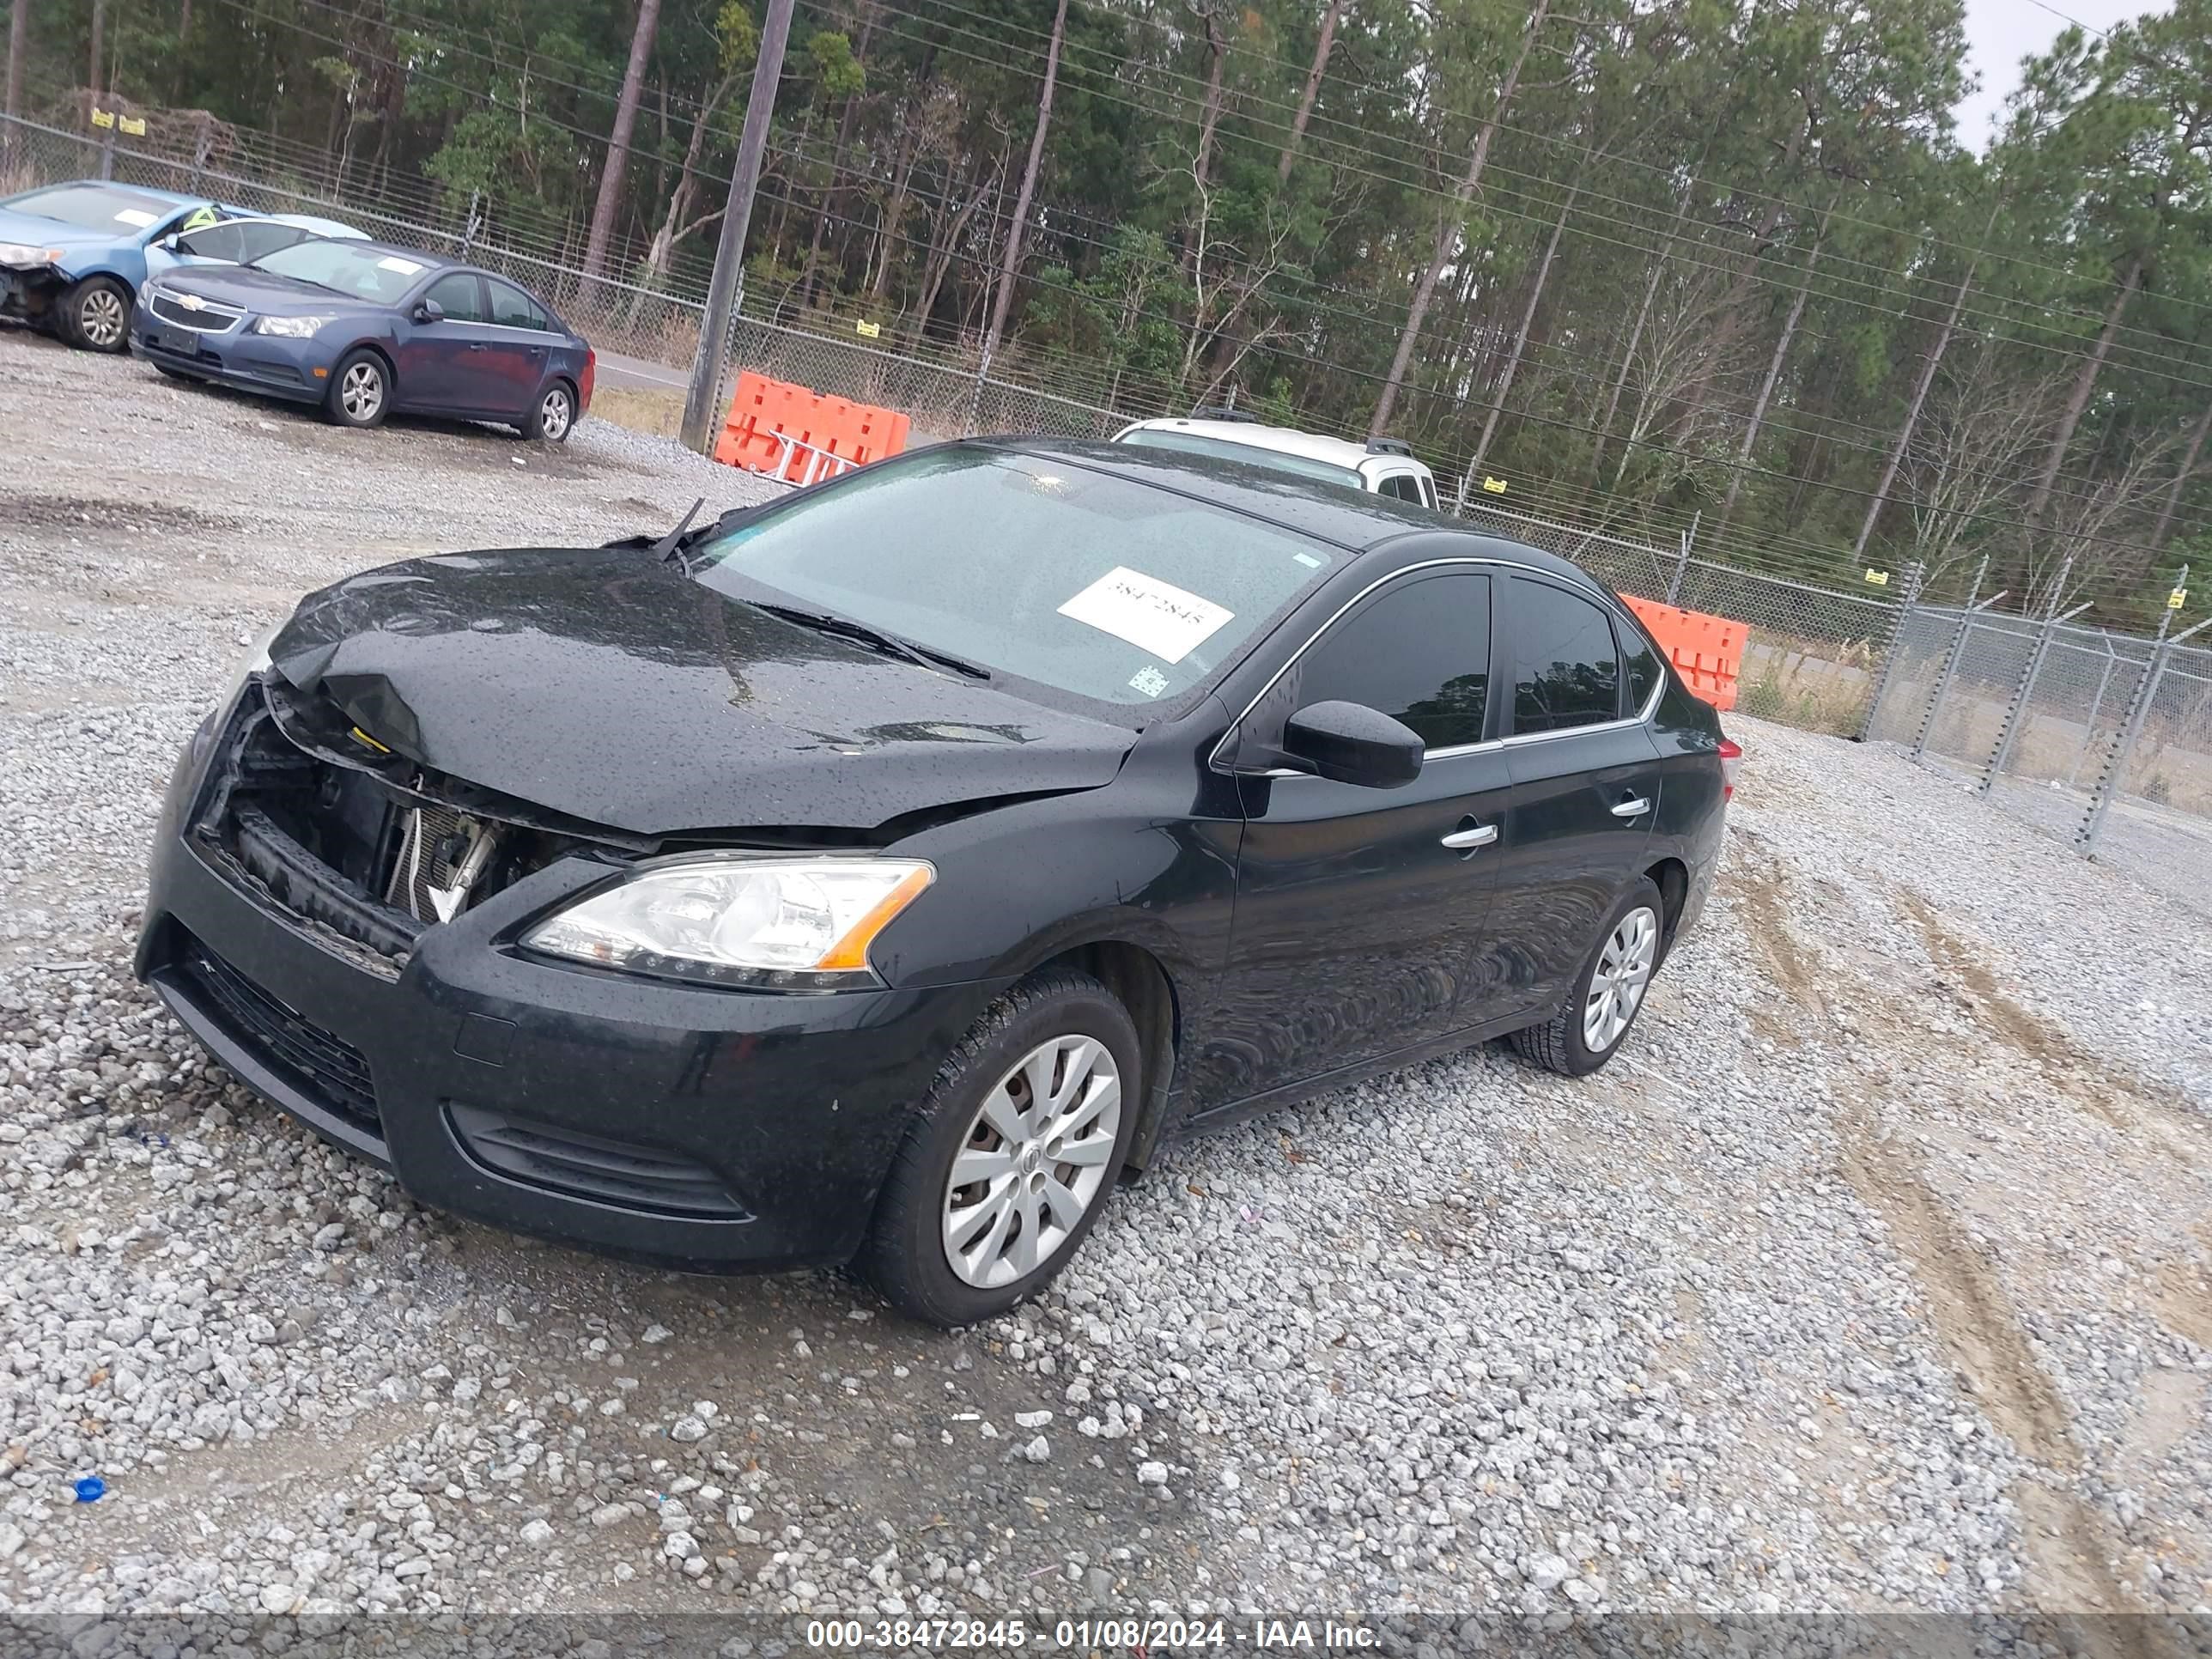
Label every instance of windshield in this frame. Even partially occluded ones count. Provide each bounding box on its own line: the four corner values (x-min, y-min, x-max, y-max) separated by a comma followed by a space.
1117, 428, 1364, 489
689, 448, 1340, 712
250, 240, 432, 302
3, 184, 177, 234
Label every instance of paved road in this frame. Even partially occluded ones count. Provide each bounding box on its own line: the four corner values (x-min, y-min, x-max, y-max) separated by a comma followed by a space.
593, 348, 689, 394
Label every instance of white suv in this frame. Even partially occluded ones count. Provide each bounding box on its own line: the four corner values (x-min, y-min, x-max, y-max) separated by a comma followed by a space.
1110, 411, 1441, 509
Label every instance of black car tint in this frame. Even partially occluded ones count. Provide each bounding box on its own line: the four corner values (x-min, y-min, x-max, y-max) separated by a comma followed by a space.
1292, 571, 1492, 749
1506, 577, 1624, 734
425, 271, 487, 322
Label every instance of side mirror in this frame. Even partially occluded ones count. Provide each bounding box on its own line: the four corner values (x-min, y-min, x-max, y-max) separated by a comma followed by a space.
412, 299, 445, 325
1280, 701, 1424, 788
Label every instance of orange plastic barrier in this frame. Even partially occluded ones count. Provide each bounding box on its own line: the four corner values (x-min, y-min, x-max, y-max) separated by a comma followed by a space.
713, 371, 911, 483
1620, 593, 1747, 711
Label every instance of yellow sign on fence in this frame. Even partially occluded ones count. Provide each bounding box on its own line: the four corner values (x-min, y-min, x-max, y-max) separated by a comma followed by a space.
1864, 568, 1890, 586
1480, 476, 1508, 495
2171, 587, 2189, 610
119, 114, 146, 136
854, 319, 881, 338
89, 106, 115, 129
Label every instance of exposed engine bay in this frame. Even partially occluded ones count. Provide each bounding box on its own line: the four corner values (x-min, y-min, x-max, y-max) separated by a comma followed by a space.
192, 678, 627, 968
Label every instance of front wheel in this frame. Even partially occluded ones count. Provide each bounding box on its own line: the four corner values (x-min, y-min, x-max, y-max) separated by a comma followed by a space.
522, 380, 576, 442
860, 970, 1140, 1327
323, 348, 390, 428
62, 276, 132, 352
1508, 876, 1665, 1077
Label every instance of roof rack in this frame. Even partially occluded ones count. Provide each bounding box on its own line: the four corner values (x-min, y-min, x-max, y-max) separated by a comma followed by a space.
1188, 405, 1261, 423
1365, 437, 1414, 457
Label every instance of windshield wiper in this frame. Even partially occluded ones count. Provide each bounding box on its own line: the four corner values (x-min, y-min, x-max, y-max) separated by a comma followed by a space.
751, 603, 992, 680
652, 496, 708, 568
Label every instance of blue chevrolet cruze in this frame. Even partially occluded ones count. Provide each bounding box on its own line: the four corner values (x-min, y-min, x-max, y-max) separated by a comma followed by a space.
0, 179, 242, 350
132, 238, 596, 441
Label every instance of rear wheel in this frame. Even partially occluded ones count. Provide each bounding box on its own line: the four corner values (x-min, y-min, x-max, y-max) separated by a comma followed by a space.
860, 970, 1139, 1326
62, 276, 132, 353
1508, 877, 1665, 1077
323, 349, 390, 428
522, 380, 576, 442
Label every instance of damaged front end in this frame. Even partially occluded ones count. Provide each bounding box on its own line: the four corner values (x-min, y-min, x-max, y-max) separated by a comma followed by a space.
0, 263, 66, 330
191, 675, 636, 975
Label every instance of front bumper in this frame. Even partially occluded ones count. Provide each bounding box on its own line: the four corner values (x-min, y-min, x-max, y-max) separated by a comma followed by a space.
135, 718, 1003, 1273
0, 265, 64, 326
130, 319, 329, 404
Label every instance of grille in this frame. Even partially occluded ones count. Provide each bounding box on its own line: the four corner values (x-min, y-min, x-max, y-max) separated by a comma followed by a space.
148, 290, 244, 331
447, 1104, 751, 1219
177, 933, 379, 1132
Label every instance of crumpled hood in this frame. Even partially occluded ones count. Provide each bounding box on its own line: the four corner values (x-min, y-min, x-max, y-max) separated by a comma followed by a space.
267, 545, 1135, 836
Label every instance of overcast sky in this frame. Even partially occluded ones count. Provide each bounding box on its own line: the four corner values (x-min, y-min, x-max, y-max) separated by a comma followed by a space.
1954, 0, 2167, 148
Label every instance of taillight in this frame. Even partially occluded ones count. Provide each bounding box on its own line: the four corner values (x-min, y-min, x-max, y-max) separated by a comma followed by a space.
580, 347, 597, 409
1717, 736, 1742, 802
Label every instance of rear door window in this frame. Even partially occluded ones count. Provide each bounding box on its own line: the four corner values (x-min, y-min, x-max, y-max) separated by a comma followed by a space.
486, 279, 550, 331
1376, 473, 1422, 502
1288, 571, 1492, 749
1504, 577, 1625, 735
1619, 618, 1663, 713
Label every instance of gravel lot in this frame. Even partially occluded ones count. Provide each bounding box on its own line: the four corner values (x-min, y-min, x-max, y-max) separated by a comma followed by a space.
1, 330, 2209, 1644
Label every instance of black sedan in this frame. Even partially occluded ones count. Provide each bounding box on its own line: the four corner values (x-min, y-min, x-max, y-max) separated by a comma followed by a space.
130, 238, 594, 441
136, 441, 1735, 1325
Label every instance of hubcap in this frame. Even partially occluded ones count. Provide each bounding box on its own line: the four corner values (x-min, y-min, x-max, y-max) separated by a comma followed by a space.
1583, 905, 1658, 1054
540, 389, 572, 439
80, 289, 125, 346
340, 362, 383, 421
940, 1035, 1121, 1290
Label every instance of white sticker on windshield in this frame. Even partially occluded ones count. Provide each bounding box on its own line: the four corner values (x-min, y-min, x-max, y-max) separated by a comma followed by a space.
1059, 566, 1233, 665
112, 208, 159, 228
1128, 665, 1170, 699
376, 256, 425, 275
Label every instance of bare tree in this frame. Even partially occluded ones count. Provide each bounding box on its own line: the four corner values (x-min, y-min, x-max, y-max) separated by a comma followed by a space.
981, 0, 1069, 368
583, 0, 665, 287
2023, 255, 2142, 529
1463, 181, 1577, 492
2033, 423, 2185, 609
1608, 264, 1753, 496
1368, 0, 1552, 438
1276, 0, 1341, 184
1900, 347, 2062, 591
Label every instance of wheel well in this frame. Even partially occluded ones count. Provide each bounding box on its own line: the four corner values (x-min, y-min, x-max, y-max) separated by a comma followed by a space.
1645, 856, 1688, 942
339, 341, 398, 385
1034, 940, 1177, 1176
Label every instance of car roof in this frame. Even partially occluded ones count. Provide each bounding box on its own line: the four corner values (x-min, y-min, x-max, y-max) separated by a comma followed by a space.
1117, 416, 1427, 475
21, 179, 205, 210
975, 437, 1603, 592
258, 212, 369, 238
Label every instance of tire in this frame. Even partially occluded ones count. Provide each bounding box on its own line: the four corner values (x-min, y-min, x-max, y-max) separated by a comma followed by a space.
859, 969, 1141, 1327
61, 276, 132, 353
1508, 877, 1666, 1078
522, 380, 578, 442
323, 348, 392, 428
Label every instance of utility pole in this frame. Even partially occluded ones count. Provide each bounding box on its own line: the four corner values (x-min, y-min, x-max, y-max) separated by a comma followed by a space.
680, 0, 798, 455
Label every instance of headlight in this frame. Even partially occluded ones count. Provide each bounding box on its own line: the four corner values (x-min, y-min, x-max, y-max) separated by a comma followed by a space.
216, 622, 283, 716
252, 314, 334, 337
0, 242, 64, 269
522, 855, 935, 990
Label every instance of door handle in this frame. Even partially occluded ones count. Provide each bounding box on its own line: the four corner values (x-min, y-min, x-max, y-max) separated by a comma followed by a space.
465, 341, 487, 351
1611, 796, 1651, 817
1439, 821, 1498, 850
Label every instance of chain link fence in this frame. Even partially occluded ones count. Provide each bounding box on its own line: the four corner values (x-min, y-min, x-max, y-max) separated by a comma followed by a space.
7, 109, 2209, 902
